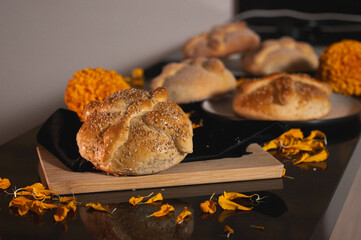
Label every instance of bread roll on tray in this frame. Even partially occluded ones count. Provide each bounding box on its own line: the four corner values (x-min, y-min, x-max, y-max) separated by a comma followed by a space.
242, 37, 319, 75
183, 21, 260, 58
233, 73, 332, 121
150, 57, 236, 104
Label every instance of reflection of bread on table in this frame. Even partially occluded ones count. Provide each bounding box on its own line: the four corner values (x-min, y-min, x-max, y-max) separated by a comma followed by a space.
182, 21, 260, 58
233, 73, 332, 121
77, 87, 193, 176
150, 57, 236, 104
79, 200, 194, 240
242, 37, 319, 75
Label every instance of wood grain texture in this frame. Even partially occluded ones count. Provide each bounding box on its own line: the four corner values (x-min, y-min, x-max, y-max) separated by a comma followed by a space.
37, 143, 283, 195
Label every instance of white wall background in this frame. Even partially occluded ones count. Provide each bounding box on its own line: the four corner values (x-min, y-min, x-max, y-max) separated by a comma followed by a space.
0, 0, 233, 144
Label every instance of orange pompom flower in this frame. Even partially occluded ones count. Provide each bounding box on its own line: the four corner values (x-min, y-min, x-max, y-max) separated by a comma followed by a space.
64, 68, 131, 120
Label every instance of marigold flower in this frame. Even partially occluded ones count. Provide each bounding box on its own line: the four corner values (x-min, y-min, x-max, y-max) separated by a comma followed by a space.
176, 207, 192, 224
317, 39, 361, 95
0, 178, 10, 190
64, 68, 131, 120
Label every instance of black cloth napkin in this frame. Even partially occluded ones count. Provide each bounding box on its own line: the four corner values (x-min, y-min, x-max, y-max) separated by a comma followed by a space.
37, 106, 288, 172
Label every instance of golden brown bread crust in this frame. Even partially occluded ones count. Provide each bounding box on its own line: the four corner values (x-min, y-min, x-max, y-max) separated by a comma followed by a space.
76, 87, 193, 176
150, 57, 237, 104
233, 73, 332, 121
182, 21, 260, 58
242, 37, 319, 75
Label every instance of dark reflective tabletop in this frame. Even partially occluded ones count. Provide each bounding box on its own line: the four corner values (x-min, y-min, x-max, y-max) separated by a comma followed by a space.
0, 105, 360, 239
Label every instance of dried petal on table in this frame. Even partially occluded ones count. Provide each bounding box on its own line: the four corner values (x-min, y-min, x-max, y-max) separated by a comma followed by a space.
85, 203, 109, 212
148, 203, 174, 218
9, 196, 34, 216
0, 178, 10, 190
218, 191, 253, 211
200, 193, 217, 214
145, 193, 163, 204
263, 128, 328, 165
176, 207, 192, 224
129, 196, 144, 206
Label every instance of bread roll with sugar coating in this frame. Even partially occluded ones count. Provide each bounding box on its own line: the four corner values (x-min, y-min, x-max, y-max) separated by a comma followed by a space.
76, 87, 193, 176
233, 73, 332, 121
150, 57, 236, 104
242, 37, 319, 75
183, 21, 260, 58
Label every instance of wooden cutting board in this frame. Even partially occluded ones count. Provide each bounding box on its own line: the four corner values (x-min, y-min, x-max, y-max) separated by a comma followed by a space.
37, 143, 283, 195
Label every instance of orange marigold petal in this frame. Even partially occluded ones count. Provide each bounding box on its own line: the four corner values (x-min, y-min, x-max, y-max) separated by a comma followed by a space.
218, 191, 253, 211
151, 203, 174, 217
176, 207, 192, 223
86, 203, 108, 212
129, 196, 144, 206
54, 205, 70, 222
200, 200, 217, 214
0, 178, 11, 190
145, 193, 163, 204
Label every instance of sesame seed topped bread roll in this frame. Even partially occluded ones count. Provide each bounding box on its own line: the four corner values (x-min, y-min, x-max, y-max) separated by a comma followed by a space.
242, 37, 319, 75
150, 57, 237, 104
183, 21, 260, 58
233, 73, 332, 121
76, 87, 193, 176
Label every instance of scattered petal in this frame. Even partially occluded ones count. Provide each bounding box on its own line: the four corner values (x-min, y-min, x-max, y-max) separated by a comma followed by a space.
145, 193, 163, 204
176, 207, 192, 224
54, 205, 70, 222
0, 178, 10, 190
200, 200, 217, 214
149, 203, 174, 218
293, 149, 329, 165
218, 192, 253, 211
30, 200, 57, 214
9, 196, 32, 216
129, 196, 144, 206
263, 129, 328, 167
86, 203, 109, 212
59, 196, 77, 204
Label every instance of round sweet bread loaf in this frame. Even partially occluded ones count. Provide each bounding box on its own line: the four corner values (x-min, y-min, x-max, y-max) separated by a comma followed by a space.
183, 21, 260, 58
242, 37, 319, 75
150, 57, 236, 104
233, 73, 332, 121
76, 87, 193, 176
